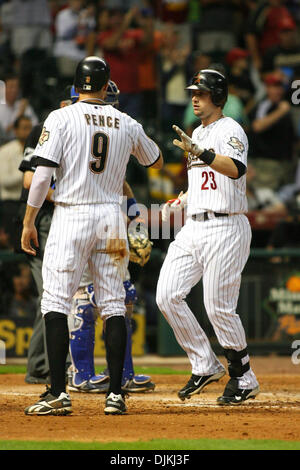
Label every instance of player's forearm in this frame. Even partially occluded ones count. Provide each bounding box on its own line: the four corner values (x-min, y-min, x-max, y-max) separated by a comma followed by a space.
151, 151, 164, 169
123, 180, 135, 199
209, 154, 239, 179
23, 204, 40, 228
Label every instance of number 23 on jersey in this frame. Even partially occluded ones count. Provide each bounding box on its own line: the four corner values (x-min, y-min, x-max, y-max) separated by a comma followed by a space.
201, 170, 217, 190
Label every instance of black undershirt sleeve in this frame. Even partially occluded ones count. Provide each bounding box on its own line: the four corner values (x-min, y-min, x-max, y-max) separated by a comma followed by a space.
35, 157, 59, 168
230, 158, 247, 179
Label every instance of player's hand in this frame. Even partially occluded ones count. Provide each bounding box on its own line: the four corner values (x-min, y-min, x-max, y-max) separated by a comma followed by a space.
161, 191, 187, 222
172, 125, 203, 157
21, 224, 39, 256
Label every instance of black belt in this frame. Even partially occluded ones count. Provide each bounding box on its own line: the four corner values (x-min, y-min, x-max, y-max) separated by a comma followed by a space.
192, 212, 229, 221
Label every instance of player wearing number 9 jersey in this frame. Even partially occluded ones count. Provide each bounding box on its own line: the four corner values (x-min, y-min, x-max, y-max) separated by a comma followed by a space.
22, 56, 163, 416
157, 66, 259, 406
34, 94, 158, 205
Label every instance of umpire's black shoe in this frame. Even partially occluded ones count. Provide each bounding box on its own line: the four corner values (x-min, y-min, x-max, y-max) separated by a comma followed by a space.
178, 370, 225, 401
104, 392, 127, 415
217, 378, 260, 406
25, 375, 51, 385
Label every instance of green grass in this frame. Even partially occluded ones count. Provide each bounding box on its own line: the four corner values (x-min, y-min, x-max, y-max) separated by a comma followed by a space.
0, 438, 299, 450
0, 365, 27, 375
0, 365, 189, 376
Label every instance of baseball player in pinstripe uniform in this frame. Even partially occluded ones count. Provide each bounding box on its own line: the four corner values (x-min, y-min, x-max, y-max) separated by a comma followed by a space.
21, 56, 163, 416
67, 82, 155, 394
156, 66, 260, 405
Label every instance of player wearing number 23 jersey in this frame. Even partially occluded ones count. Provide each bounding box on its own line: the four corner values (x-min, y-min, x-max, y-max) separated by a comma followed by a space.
157, 66, 259, 407
187, 117, 248, 216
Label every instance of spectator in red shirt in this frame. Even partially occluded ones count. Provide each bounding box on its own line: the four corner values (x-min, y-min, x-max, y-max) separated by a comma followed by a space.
262, 17, 300, 81
226, 47, 256, 112
245, 0, 295, 70
88, 6, 154, 120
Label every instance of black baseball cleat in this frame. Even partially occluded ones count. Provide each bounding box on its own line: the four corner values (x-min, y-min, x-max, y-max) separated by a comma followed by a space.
104, 392, 127, 415
178, 370, 226, 401
217, 378, 260, 405
24, 387, 72, 416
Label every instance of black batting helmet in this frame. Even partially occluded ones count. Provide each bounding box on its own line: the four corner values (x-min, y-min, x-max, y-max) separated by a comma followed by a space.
74, 56, 110, 92
186, 69, 228, 107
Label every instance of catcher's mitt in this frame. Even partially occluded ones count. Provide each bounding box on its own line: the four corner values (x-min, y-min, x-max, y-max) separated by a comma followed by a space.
128, 221, 153, 266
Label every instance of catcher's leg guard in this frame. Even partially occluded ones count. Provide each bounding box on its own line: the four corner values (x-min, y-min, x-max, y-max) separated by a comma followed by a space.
68, 285, 110, 393
121, 279, 155, 392
124, 279, 138, 305
122, 314, 134, 383
68, 293, 97, 386
121, 314, 155, 392
122, 280, 137, 383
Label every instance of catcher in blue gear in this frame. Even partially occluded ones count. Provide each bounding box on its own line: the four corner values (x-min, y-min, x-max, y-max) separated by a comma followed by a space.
67, 81, 155, 394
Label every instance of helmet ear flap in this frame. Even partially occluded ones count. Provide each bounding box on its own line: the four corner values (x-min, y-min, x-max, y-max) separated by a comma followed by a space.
212, 87, 227, 107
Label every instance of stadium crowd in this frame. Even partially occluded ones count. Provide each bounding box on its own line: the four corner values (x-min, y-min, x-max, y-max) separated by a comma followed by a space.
0, 0, 300, 327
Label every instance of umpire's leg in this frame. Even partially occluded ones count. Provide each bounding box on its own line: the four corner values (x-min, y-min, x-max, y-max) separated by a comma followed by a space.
25, 212, 52, 382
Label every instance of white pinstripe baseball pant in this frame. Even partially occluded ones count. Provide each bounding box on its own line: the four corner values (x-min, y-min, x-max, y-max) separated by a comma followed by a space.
157, 213, 257, 385
41, 203, 128, 318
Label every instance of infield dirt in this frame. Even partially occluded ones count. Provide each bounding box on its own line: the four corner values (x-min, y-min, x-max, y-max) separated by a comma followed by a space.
0, 356, 299, 443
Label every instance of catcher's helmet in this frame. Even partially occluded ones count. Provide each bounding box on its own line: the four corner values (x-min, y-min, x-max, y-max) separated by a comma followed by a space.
186, 69, 228, 107
105, 80, 120, 108
70, 85, 79, 103
74, 56, 110, 92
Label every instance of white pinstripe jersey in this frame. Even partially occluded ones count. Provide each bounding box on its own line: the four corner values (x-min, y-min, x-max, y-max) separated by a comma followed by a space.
33, 101, 160, 204
187, 116, 248, 215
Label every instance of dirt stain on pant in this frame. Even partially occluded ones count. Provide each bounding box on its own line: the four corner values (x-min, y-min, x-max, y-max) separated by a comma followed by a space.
96, 238, 128, 262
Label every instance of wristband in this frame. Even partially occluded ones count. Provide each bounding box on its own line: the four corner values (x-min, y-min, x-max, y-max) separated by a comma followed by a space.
127, 197, 140, 221
200, 149, 216, 165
